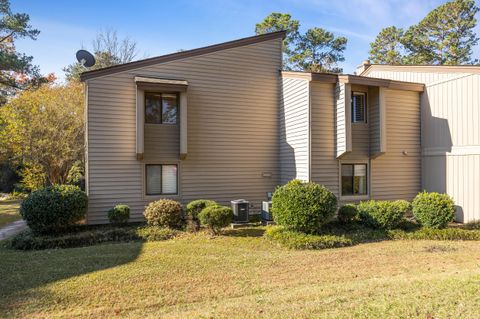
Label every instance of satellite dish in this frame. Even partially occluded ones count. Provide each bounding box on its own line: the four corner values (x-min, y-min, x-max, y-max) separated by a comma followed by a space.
76, 49, 96, 67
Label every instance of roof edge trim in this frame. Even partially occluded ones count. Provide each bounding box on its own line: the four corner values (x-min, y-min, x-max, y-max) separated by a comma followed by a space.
81, 31, 286, 81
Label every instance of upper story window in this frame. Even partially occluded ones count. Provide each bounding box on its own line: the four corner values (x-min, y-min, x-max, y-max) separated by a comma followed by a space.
145, 93, 178, 124
352, 92, 366, 123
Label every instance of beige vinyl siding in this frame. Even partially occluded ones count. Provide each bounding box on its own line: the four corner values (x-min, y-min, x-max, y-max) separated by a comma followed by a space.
143, 124, 179, 161
280, 77, 310, 183
365, 70, 470, 84
310, 82, 339, 196
86, 38, 282, 223
368, 87, 381, 156
364, 65, 480, 222
370, 89, 421, 200
335, 83, 351, 158
342, 84, 369, 161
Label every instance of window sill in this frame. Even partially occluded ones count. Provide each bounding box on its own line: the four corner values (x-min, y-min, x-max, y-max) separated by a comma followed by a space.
144, 194, 181, 201
340, 194, 369, 202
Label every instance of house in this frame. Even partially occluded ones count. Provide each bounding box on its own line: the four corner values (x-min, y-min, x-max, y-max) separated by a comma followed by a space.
359, 64, 480, 222
80, 31, 477, 224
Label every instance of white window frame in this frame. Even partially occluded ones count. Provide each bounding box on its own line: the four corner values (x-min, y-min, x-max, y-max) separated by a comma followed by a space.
352, 92, 367, 123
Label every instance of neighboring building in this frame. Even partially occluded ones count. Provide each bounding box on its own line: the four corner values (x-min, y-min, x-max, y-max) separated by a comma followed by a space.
359, 64, 480, 222
81, 31, 476, 224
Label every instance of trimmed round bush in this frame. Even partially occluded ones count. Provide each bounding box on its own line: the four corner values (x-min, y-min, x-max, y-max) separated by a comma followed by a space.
198, 205, 233, 234
412, 192, 455, 229
337, 204, 358, 224
108, 204, 130, 225
271, 180, 337, 233
185, 199, 217, 232
20, 185, 88, 235
143, 199, 183, 229
357, 200, 410, 230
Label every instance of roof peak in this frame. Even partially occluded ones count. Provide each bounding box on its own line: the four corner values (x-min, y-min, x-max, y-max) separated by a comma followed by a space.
80, 31, 286, 81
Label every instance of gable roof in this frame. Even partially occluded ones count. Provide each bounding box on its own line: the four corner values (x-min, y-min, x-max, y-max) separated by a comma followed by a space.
361, 64, 480, 76
80, 31, 286, 81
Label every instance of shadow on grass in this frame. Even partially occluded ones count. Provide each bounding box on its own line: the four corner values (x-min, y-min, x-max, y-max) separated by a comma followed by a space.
0, 239, 143, 314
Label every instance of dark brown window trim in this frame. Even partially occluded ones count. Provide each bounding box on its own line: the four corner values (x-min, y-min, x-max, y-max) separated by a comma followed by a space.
351, 91, 367, 124
341, 163, 368, 196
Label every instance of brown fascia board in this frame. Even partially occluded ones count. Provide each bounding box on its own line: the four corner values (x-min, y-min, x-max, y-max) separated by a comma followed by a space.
80, 31, 287, 81
361, 64, 480, 76
338, 74, 424, 92
280, 71, 338, 83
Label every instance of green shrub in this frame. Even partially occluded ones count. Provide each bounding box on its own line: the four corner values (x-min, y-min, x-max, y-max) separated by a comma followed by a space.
357, 200, 410, 230
20, 185, 88, 235
108, 204, 130, 225
264, 226, 353, 250
337, 204, 358, 224
412, 192, 455, 229
185, 199, 217, 232
388, 227, 480, 241
198, 205, 233, 234
271, 180, 337, 233
7, 225, 177, 250
143, 199, 184, 229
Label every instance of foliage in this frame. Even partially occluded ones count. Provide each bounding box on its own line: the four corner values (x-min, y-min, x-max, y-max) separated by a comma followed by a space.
186, 199, 217, 219
143, 199, 184, 229
0, 81, 85, 187
357, 200, 410, 230
388, 227, 480, 241
0, 160, 19, 192
255, 12, 299, 69
19, 162, 45, 191
198, 205, 233, 234
337, 204, 358, 224
264, 226, 353, 250
0, 0, 48, 105
185, 199, 217, 232
108, 204, 130, 225
255, 12, 347, 72
64, 29, 138, 81
412, 191, 455, 229
66, 160, 85, 189
7, 225, 177, 250
20, 185, 88, 234
271, 180, 337, 233
290, 28, 347, 73
368, 26, 406, 64
368, 0, 479, 65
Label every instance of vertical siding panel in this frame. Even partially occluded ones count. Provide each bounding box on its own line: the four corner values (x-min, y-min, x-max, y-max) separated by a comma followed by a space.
280, 77, 310, 183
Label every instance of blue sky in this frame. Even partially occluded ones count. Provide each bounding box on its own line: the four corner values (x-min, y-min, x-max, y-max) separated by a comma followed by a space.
13, 0, 480, 81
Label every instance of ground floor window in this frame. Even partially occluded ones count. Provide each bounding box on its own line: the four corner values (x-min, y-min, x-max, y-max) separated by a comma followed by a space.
146, 164, 178, 195
341, 164, 367, 196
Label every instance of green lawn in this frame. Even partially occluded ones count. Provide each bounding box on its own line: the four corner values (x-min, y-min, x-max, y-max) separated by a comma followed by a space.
0, 200, 21, 228
1, 228, 480, 318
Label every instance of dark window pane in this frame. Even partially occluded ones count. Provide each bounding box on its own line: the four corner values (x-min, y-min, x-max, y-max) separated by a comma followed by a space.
145, 93, 162, 124
146, 165, 161, 195
162, 94, 178, 124
352, 93, 366, 123
341, 164, 353, 195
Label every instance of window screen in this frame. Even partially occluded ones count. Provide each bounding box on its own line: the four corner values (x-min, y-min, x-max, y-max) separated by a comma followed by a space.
352, 92, 366, 123
146, 164, 178, 195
